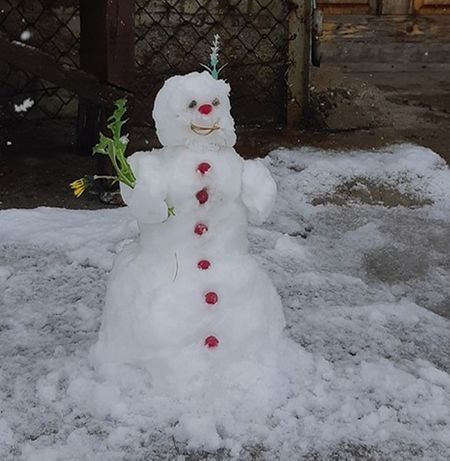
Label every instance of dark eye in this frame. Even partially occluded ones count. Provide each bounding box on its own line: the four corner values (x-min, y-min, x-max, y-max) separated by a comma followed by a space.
212, 98, 220, 107
188, 100, 197, 109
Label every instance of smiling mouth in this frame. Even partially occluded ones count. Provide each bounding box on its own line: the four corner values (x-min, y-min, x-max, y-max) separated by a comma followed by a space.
190, 123, 220, 136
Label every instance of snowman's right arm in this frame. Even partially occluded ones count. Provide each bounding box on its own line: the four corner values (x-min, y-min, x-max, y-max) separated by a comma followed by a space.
120, 151, 169, 224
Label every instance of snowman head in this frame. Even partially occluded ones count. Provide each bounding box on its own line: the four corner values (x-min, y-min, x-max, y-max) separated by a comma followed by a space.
153, 71, 236, 148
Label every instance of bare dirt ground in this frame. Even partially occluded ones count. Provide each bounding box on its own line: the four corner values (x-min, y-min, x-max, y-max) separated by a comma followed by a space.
307, 66, 450, 163
1, 64, 449, 210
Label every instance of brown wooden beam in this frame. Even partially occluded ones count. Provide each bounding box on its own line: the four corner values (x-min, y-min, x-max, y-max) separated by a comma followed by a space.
0, 35, 131, 106
79, 0, 135, 87
78, 0, 135, 156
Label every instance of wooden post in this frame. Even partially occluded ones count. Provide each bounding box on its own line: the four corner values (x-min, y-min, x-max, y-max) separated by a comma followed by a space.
287, 0, 312, 128
77, 0, 135, 155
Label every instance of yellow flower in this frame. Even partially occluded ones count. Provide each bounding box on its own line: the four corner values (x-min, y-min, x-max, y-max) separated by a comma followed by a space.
70, 177, 89, 198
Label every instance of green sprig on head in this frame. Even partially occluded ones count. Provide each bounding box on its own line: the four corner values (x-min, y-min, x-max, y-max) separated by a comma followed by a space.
201, 34, 226, 80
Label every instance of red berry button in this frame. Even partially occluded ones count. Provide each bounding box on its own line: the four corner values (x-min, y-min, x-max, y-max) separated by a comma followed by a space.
196, 188, 209, 205
197, 162, 211, 175
205, 292, 218, 305
194, 223, 208, 236
198, 260, 211, 270
204, 336, 219, 348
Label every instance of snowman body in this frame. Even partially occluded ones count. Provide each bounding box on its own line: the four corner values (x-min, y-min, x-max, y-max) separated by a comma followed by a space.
92, 72, 285, 387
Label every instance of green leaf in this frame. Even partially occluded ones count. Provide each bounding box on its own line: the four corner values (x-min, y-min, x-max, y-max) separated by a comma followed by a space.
92, 98, 136, 188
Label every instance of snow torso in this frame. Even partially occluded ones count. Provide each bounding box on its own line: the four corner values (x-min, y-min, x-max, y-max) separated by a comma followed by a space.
131, 145, 248, 257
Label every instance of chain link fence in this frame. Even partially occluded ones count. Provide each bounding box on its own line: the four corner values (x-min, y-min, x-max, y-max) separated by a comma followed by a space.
0, 0, 79, 121
135, 0, 289, 126
0, 0, 290, 146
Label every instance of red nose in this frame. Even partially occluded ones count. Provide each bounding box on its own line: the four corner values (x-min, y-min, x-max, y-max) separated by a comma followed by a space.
198, 104, 213, 115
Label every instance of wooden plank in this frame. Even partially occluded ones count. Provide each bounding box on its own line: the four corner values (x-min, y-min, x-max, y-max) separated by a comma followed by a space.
414, 0, 450, 13
287, 0, 311, 128
320, 14, 450, 65
381, 0, 412, 14
318, 0, 373, 14
319, 0, 368, 4
323, 40, 450, 63
335, 61, 450, 71
321, 14, 450, 41
0, 35, 131, 105
424, 0, 450, 5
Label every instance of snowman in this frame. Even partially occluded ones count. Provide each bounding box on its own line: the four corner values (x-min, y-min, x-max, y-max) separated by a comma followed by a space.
92, 58, 286, 389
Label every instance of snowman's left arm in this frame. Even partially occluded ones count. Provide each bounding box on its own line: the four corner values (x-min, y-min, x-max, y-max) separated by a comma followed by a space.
241, 159, 277, 225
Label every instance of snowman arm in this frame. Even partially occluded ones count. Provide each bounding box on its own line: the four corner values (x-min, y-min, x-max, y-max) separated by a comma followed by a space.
241, 159, 277, 225
120, 152, 169, 224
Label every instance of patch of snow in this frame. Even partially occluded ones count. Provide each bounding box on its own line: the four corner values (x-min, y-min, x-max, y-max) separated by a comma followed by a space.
14, 98, 34, 113
0, 145, 449, 460
0, 419, 14, 448
20, 30, 31, 41
0, 266, 12, 283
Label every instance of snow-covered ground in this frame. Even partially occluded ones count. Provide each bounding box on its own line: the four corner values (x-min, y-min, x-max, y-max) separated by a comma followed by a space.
1, 145, 449, 460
